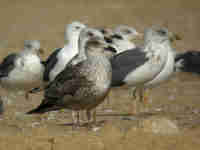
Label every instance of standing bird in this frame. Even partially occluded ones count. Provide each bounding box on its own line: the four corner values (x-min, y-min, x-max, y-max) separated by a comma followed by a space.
111, 26, 180, 114
0, 40, 44, 100
43, 21, 86, 83
99, 26, 142, 108
27, 28, 116, 127
29, 21, 86, 94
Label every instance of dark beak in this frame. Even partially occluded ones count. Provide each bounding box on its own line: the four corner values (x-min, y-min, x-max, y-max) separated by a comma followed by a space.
111, 34, 123, 40
104, 46, 117, 53
38, 48, 45, 55
104, 37, 113, 43
170, 33, 182, 42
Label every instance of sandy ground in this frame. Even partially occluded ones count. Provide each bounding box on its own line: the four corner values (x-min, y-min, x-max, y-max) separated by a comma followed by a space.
0, 0, 200, 149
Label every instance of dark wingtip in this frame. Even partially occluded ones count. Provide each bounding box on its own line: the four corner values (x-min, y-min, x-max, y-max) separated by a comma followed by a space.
111, 34, 123, 40
26, 107, 44, 114
104, 46, 117, 53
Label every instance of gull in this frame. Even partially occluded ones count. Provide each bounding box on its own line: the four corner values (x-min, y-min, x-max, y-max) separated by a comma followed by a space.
30, 21, 86, 94
43, 21, 86, 82
0, 40, 44, 99
98, 26, 142, 108
111, 26, 180, 114
27, 28, 116, 128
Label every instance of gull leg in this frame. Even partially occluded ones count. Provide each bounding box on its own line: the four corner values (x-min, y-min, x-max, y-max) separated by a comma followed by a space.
72, 111, 81, 129
101, 91, 111, 111
86, 109, 96, 129
86, 110, 92, 123
25, 92, 30, 100
138, 87, 149, 113
139, 87, 144, 113
106, 92, 111, 107
143, 88, 150, 112
79, 110, 85, 123
92, 109, 97, 125
143, 88, 149, 104
132, 87, 138, 115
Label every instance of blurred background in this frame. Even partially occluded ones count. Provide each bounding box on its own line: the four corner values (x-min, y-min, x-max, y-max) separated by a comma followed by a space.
0, 1, 200, 149
0, 0, 199, 55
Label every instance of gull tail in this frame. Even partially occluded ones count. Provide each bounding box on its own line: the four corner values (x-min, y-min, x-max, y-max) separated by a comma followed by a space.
175, 51, 200, 74
0, 72, 8, 78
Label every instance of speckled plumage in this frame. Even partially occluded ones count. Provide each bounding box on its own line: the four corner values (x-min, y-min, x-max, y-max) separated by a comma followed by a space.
27, 28, 115, 125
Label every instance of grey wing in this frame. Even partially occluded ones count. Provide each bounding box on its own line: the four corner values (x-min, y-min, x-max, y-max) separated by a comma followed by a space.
111, 47, 149, 86
0, 53, 18, 78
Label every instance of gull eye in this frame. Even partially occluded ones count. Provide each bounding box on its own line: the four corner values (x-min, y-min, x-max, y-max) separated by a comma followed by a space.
104, 37, 113, 43
100, 29, 107, 34
158, 29, 167, 35
75, 26, 81, 30
25, 44, 32, 49
88, 32, 94, 37
124, 29, 132, 34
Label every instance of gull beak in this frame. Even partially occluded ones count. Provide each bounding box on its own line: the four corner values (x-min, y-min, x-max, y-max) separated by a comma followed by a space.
169, 33, 182, 42
131, 32, 144, 44
104, 46, 117, 53
135, 33, 144, 40
131, 32, 144, 41
38, 48, 45, 55
104, 37, 113, 44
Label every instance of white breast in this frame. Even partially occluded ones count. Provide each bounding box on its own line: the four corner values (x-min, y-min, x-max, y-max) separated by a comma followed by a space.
145, 50, 175, 87
49, 46, 78, 81
114, 40, 136, 54
1, 54, 44, 91
124, 43, 168, 86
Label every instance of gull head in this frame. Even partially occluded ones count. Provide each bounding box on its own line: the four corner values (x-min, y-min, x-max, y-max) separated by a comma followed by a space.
114, 25, 141, 41
81, 28, 117, 57
24, 40, 44, 55
64, 21, 86, 42
98, 27, 113, 37
144, 26, 181, 44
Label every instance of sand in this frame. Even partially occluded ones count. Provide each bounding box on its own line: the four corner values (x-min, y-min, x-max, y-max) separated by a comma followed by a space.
0, 0, 200, 149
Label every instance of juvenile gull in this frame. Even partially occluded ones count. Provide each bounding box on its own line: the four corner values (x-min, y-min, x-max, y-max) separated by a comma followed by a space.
27, 28, 116, 127
111, 26, 180, 114
0, 40, 44, 99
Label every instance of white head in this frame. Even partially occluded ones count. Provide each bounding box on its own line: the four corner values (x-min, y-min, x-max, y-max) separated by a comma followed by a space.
82, 28, 117, 58
113, 25, 141, 41
64, 21, 86, 42
71, 28, 116, 65
144, 26, 181, 44
24, 40, 44, 55
98, 27, 114, 37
